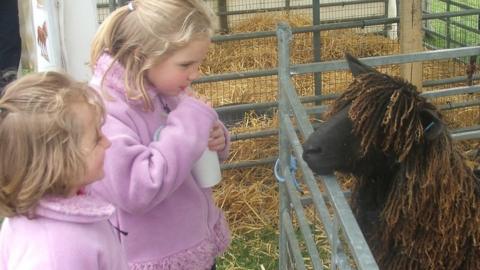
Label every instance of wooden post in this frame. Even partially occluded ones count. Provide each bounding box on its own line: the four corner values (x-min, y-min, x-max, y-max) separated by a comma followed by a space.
399, 0, 423, 91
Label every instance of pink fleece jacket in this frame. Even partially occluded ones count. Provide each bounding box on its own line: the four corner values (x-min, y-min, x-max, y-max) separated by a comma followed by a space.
0, 194, 128, 270
88, 53, 231, 270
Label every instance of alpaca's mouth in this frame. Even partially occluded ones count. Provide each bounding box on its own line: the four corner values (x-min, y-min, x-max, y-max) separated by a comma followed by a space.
302, 151, 337, 175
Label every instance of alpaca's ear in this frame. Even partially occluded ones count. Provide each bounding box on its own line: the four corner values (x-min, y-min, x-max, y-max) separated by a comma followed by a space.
420, 108, 445, 141
345, 53, 377, 77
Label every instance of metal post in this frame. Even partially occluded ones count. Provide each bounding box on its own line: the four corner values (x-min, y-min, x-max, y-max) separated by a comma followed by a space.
277, 22, 293, 270
446, 0, 452, 48
218, 0, 229, 34
383, 0, 389, 36
108, 0, 116, 12
312, 0, 322, 99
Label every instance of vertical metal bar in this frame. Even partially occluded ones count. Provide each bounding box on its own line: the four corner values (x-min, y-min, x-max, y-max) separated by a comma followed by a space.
422, 0, 428, 37
331, 215, 339, 270
284, 168, 323, 269
383, 0, 389, 36
467, 55, 477, 86
218, 0, 229, 34
109, 0, 116, 12
282, 212, 307, 270
277, 22, 292, 270
446, 0, 451, 48
286, 0, 291, 11
312, 0, 322, 98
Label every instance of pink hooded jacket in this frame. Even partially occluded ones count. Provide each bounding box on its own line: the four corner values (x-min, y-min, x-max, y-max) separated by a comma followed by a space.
0, 194, 128, 270
88, 53, 231, 270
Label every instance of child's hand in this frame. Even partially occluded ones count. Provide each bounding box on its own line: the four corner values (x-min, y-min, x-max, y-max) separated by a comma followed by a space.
208, 121, 225, 152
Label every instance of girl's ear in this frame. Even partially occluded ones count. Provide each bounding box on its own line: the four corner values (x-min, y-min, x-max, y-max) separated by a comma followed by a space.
345, 53, 378, 77
420, 108, 445, 141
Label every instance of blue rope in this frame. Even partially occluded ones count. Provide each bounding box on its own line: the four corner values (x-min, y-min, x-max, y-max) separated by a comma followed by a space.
274, 156, 302, 192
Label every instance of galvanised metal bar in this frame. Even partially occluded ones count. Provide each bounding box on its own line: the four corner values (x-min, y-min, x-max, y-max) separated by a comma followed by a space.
278, 21, 324, 270
220, 157, 276, 170
454, 125, 480, 133
215, 94, 338, 115
421, 85, 480, 98
218, 0, 228, 33
290, 46, 480, 75
199, 35, 480, 85
283, 166, 324, 270
216, 4, 311, 16
424, 75, 480, 87
452, 130, 480, 140
216, 0, 385, 16
285, 0, 290, 11
229, 122, 322, 142
277, 20, 291, 270
282, 211, 307, 270
207, 9, 480, 44
283, 79, 314, 137
446, 0, 452, 48
108, 0, 116, 12
438, 99, 480, 110
306, 105, 330, 115
383, 0, 389, 37
216, 81, 480, 118
194, 69, 276, 84
278, 23, 314, 137
321, 175, 379, 270
313, 0, 322, 98
438, 0, 478, 11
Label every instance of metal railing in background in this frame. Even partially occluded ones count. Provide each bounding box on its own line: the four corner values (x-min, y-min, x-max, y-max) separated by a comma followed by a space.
424, 0, 480, 50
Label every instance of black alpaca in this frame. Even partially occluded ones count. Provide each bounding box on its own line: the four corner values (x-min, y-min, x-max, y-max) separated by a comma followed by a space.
303, 54, 480, 270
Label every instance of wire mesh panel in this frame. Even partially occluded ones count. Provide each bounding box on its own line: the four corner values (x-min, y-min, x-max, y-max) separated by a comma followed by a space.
212, 0, 388, 33
424, 0, 480, 49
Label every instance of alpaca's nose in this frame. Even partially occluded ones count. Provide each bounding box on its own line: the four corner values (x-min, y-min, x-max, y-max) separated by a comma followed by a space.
302, 144, 322, 161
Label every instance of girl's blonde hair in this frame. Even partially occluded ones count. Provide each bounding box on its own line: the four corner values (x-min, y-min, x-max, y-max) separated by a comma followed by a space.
0, 72, 105, 217
90, 0, 217, 110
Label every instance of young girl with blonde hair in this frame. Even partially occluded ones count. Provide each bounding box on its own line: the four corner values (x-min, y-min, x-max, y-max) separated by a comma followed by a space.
0, 72, 128, 270
89, 0, 230, 269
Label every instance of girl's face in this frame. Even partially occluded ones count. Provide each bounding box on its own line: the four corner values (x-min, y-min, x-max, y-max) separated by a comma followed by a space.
146, 37, 211, 96
74, 104, 111, 193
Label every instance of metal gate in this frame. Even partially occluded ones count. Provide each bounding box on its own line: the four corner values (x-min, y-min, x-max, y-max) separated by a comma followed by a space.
276, 22, 480, 269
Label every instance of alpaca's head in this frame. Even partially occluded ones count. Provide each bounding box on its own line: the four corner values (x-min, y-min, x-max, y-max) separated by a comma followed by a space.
303, 54, 446, 175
